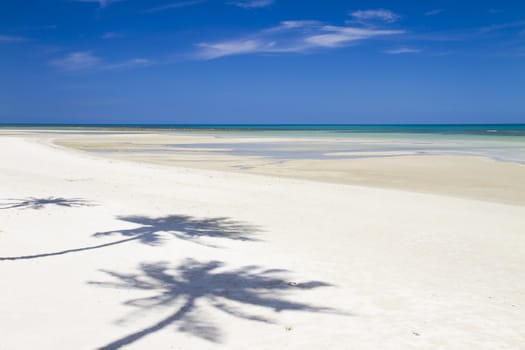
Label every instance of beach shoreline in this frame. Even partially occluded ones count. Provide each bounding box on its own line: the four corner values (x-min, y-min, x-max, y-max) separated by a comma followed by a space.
39, 127, 525, 206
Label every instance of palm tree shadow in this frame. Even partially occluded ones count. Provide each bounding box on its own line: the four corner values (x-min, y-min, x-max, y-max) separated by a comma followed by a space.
0, 215, 260, 261
90, 259, 345, 350
0, 197, 95, 210
93, 215, 260, 247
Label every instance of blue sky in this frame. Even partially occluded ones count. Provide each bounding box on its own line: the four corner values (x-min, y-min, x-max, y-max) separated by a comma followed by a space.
1, 0, 524, 124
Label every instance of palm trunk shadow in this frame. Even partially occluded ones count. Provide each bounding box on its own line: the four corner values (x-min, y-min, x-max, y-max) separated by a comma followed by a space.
98, 298, 195, 350
90, 260, 345, 349
0, 236, 141, 261
0, 214, 260, 261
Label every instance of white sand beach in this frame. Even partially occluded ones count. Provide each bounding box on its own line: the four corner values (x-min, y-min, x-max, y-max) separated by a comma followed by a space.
1, 130, 524, 350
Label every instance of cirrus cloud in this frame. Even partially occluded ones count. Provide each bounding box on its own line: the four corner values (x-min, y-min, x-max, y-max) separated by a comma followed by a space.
196, 40, 272, 59
0, 34, 26, 43
305, 26, 404, 48
50, 51, 100, 71
73, 0, 123, 7
350, 9, 400, 23
384, 47, 421, 54
196, 20, 404, 59
145, 0, 204, 13
230, 0, 274, 8
50, 51, 151, 71
425, 9, 445, 16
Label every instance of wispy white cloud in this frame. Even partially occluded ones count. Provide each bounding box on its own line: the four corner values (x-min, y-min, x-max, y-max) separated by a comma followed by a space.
74, 0, 123, 8
230, 0, 274, 9
277, 20, 321, 29
145, 0, 204, 13
261, 20, 322, 34
51, 51, 101, 71
195, 20, 404, 59
50, 51, 151, 71
479, 20, 525, 34
305, 26, 403, 47
197, 40, 271, 59
350, 9, 400, 23
425, 9, 444, 16
0, 34, 26, 43
103, 58, 152, 70
384, 47, 421, 54
101, 32, 123, 39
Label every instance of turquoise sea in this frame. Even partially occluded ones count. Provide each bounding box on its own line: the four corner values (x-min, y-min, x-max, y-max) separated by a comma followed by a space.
2, 124, 525, 164
2, 123, 525, 136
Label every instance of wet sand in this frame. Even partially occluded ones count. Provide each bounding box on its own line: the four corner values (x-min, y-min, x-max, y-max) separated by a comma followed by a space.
50, 130, 525, 205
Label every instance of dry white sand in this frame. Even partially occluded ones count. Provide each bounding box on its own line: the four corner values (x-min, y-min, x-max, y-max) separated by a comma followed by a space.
1, 133, 524, 350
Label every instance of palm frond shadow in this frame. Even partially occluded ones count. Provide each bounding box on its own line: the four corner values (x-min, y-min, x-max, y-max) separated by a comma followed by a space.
90, 259, 345, 350
93, 215, 259, 247
0, 215, 260, 261
0, 197, 95, 210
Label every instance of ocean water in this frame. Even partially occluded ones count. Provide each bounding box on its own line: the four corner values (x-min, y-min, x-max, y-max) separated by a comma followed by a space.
3, 124, 525, 163
3, 123, 525, 137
